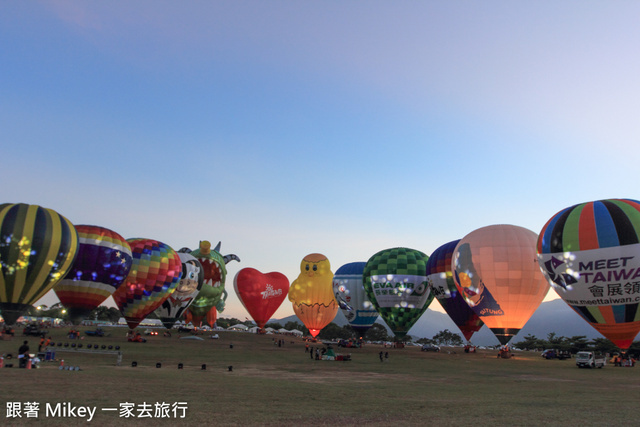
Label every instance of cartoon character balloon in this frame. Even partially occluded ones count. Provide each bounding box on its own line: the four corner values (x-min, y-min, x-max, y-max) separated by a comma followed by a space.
0, 203, 78, 324
537, 199, 640, 349
333, 262, 379, 336
234, 267, 289, 330
153, 251, 204, 329
187, 241, 240, 321
288, 253, 337, 337
453, 224, 549, 345
426, 240, 483, 342
112, 238, 182, 329
54, 225, 132, 324
363, 247, 434, 339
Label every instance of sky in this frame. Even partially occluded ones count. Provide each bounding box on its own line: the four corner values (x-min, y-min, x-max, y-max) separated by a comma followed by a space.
2, 1, 640, 322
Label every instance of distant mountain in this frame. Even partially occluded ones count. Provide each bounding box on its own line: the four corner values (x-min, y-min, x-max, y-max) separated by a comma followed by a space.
272, 299, 608, 346
408, 299, 605, 346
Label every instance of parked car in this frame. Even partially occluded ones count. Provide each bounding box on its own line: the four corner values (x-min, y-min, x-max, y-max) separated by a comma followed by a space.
541, 349, 557, 359
23, 324, 47, 337
421, 343, 440, 352
85, 328, 106, 337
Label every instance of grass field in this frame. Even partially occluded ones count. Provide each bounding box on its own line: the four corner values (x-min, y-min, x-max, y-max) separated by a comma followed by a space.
1, 326, 638, 426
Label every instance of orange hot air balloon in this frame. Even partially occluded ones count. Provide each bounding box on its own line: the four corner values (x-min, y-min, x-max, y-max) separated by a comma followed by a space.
288, 253, 337, 337
453, 225, 549, 345
205, 306, 217, 327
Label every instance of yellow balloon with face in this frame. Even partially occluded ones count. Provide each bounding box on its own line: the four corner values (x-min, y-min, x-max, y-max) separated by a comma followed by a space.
288, 253, 337, 337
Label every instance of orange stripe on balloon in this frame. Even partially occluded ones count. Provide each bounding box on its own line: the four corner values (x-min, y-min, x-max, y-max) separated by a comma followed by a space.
578, 202, 599, 250
598, 305, 616, 324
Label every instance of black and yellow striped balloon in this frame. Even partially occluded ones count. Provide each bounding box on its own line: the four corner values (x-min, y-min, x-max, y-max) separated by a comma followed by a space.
0, 203, 79, 324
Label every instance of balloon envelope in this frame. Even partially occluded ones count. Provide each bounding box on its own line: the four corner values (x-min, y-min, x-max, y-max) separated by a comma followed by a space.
153, 252, 204, 329
363, 247, 434, 339
234, 267, 289, 329
453, 224, 548, 345
333, 262, 379, 335
288, 253, 337, 337
537, 199, 640, 349
0, 203, 78, 324
112, 238, 182, 329
426, 240, 483, 341
189, 241, 228, 318
205, 306, 217, 327
54, 225, 132, 324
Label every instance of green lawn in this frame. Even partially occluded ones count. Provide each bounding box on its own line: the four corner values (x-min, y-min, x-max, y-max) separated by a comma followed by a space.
1, 326, 637, 426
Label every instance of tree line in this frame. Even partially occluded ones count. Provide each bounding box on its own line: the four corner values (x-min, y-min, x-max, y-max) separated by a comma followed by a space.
512, 332, 640, 356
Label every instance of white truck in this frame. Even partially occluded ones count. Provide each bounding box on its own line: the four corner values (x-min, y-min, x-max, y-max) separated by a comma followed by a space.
575, 351, 606, 368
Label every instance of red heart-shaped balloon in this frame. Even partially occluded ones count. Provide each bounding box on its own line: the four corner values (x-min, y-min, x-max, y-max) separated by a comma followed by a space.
233, 268, 289, 329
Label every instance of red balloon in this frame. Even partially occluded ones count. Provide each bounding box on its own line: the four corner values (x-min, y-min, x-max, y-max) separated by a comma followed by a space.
234, 267, 289, 329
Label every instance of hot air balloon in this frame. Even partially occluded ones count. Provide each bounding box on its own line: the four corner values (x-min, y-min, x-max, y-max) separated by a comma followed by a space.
363, 247, 434, 339
453, 224, 548, 345
153, 251, 204, 329
0, 203, 78, 324
234, 267, 289, 330
426, 240, 483, 342
53, 225, 132, 324
333, 262, 379, 336
288, 253, 337, 337
537, 199, 640, 349
205, 306, 217, 328
111, 238, 182, 330
188, 241, 240, 320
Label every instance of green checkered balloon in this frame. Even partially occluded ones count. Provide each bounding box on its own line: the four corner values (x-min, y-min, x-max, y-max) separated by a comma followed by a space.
363, 247, 434, 338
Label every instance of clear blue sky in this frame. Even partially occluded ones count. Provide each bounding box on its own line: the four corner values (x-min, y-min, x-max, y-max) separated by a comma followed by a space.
2, 2, 639, 320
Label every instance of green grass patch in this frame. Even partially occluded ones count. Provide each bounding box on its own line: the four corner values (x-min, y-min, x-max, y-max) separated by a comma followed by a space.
1, 326, 637, 426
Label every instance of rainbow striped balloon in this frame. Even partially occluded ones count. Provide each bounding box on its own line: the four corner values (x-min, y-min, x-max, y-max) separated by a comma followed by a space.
112, 238, 182, 330
537, 199, 640, 349
0, 203, 78, 324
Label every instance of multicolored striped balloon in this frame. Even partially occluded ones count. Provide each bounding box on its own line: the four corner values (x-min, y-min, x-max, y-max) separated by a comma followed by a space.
537, 199, 640, 349
112, 238, 182, 330
426, 240, 483, 342
54, 225, 132, 324
0, 203, 78, 324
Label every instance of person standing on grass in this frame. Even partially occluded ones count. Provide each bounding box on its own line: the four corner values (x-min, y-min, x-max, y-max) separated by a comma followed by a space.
18, 340, 29, 368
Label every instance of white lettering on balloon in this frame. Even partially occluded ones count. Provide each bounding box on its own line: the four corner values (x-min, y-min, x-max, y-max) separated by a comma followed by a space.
261, 284, 282, 300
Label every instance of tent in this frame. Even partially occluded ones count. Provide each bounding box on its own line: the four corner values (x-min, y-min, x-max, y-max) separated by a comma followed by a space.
228, 324, 248, 331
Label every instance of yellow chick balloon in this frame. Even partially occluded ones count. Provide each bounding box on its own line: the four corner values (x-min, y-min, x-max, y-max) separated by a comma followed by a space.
288, 253, 337, 337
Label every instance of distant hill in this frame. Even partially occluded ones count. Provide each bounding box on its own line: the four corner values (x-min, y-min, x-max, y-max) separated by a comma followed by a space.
272, 299, 610, 346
